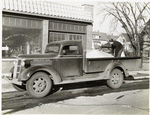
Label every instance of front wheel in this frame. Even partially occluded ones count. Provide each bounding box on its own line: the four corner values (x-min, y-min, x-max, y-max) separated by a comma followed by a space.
107, 68, 123, 89
26, 72, 52, 98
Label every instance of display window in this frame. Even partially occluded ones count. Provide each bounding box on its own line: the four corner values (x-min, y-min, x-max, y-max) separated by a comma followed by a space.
2, 27, 42, 58
49, 21, 86, 43
2, 16, 42, 58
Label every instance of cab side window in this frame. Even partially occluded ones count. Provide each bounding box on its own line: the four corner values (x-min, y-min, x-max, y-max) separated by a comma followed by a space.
62, 45, 79, 55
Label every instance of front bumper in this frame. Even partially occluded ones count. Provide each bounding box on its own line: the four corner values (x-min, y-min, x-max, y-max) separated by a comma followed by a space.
3, 73, 22, 85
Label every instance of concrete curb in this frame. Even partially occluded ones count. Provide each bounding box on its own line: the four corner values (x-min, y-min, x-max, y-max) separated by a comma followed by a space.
133, 76, 149, 80
137, 72, 149, 76
128, 71, 149, 80
128, 71, 149, 76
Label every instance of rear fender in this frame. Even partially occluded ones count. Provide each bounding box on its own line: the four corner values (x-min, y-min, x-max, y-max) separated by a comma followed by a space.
102, 62, 129, 79
20, 65, 62, 84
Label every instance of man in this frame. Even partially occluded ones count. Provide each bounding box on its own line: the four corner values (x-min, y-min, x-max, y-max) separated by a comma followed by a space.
109, 39, 123, 57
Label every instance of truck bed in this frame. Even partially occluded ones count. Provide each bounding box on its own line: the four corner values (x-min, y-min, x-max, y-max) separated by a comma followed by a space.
85, 57, 141, 72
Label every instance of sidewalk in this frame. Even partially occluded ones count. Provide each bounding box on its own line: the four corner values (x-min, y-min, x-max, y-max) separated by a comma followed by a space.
128, 62, 149, 79
142, 62, 149, 71
1, 78, 17, 92
128, 71, 149, 80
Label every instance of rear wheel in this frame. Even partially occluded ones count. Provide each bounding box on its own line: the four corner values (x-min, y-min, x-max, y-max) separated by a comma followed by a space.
26, 72, 52, 98
107, 68, 123, 89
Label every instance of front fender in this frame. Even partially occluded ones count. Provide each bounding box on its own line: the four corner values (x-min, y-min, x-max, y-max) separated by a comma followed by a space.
103, 62, 129, 79
20, 65, 62, 84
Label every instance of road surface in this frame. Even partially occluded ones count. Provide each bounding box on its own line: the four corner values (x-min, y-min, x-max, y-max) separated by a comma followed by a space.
2, 78, 149, 114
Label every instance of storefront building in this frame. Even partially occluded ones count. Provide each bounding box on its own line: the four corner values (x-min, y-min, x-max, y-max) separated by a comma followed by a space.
2, 0, 93, 74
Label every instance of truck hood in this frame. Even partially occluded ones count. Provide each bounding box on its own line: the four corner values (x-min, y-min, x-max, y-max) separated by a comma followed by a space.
18, 54, 57, 59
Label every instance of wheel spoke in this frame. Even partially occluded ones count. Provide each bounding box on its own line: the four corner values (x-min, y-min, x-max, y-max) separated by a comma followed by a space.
40, 81, 46, 91
38, 78, 43, 83
38, 88, 42, 92
33, 80, 38, 88
113, 80, 117, 84
34, 87, 40, 92
111, 75, 115, 79
41, 79, 46, 86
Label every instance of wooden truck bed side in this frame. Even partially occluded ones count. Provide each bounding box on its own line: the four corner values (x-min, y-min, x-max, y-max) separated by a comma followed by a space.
84, 57, 141, 73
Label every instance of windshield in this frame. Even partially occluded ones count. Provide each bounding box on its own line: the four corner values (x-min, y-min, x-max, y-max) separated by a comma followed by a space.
45, 44, 60, 54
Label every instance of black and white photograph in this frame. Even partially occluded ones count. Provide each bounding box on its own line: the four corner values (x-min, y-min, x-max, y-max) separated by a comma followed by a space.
1, 0, 150, 114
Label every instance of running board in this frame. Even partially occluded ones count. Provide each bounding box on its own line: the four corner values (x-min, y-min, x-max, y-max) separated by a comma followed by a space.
55, 73, 108, 85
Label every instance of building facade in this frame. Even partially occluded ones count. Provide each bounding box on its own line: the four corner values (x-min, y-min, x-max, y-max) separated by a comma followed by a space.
2, 0, 93, 74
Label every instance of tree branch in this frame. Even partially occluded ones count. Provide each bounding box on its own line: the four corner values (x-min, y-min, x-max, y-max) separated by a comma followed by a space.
137, 2, 149, 20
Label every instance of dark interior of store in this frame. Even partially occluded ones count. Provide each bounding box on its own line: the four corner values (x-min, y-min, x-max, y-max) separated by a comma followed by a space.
2, 27, 41, 58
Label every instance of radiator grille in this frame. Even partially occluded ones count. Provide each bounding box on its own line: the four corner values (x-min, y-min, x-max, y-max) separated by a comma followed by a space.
16, 60, 22, 78
18, 60, 21, 65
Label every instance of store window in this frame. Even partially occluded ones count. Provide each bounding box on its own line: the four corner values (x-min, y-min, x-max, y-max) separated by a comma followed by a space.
49, 21, 86, 33
49, 32, 85, 43
49, 21, 86, 43
68, 34, 83, 41
2, 17, 42, 58
49, 32, 65, 42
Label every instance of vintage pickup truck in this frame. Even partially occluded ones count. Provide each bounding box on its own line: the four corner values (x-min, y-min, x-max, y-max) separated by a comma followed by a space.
6, 40, 141, 98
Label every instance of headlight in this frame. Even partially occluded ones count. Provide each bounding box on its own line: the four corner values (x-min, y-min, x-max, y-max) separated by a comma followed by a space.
21, 61, 25, 66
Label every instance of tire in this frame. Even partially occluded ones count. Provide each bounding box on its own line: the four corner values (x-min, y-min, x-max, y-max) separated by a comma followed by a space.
12, 83, 26, 92
26, 72, 52, 98
107, 68, 123, 89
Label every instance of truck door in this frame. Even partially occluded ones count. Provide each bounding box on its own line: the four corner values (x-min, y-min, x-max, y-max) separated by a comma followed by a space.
59, 44, 83, 77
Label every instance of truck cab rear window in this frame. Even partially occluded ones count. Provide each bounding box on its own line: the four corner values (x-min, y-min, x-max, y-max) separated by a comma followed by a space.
62, 45, 79, 55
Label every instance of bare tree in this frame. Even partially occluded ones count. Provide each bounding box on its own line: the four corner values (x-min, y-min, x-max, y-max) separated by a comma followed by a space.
98, 2, 150, 56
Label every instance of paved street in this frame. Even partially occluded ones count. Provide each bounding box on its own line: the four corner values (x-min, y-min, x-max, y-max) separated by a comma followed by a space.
2, 77, 149, 114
